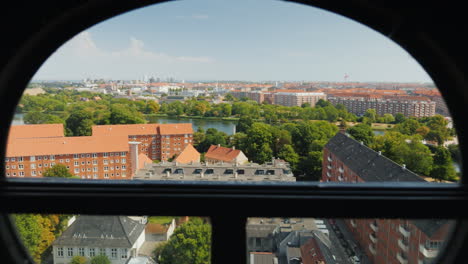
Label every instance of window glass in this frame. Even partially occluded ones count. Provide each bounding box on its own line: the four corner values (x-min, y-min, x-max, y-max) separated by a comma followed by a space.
4, 0, 461, 185
11, 214, 211, 264
246, 217, 454, 264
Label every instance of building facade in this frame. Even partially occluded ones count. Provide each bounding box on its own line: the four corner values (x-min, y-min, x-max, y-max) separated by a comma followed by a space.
92, 123, 193, 162
322, 133, 451, 264
205, 145, 248, 165
52, 215, 146, 264
134, 159, 295, 182
274, 92, 327, 107
5, 135, 133, 180
327, 95, 436, 117
5, 123, 194, 179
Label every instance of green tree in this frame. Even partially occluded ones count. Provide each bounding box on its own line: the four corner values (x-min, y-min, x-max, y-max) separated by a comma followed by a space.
109, 104, 146, 124
277, 144, 300, 170
394, 113, 406, 124
383, 113, 395, 123
236, 115, 254, 133
296, 151, 323, 181
224, 93, 235, 101
347, 123, 374, 146
43, 164, 75, 178
70, 256, 88, 264
90, 255, 111, 264
244, 123, 274, 163
363, 109, 377, 123
12, 214, 42, 262
65, 109, 94, 136
394, 119, 421, 135
157, 218, 211, 264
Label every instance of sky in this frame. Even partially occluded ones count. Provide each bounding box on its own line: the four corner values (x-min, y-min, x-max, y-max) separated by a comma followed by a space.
33, 0, 433, 82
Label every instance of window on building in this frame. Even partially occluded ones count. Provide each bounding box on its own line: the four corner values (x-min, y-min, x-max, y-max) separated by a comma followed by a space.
89, 248, 95, 257
57, 247, 64, 257
121, 248, 127, 258
67, 248, 74, 257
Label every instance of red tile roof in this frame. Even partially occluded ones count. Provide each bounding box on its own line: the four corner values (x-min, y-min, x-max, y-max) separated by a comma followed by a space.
9, 124, 64, 139
145, 223, 169, 234
159, 123, 193, 135
92, 123, 193, 136
205, 145, 241, 162
138, 153, 152, 170
92, 124, 159, 136
6, 135, 129, 157
174, 144, 200, 164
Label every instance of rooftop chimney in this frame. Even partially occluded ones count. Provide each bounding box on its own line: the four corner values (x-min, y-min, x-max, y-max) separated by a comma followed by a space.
217, 144, 220, 147
232, 146, 235, 150
378, 151, 382, 156
402, 164, 406, 170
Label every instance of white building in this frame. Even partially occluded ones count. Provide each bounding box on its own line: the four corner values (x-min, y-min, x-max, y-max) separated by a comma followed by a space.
52, 215, 146, 264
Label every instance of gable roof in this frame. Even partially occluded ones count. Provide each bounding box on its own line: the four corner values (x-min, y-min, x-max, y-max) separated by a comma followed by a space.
138, 153, 152, 170
52, 215, 146, 248
325, 133, 426, 182
6, 135, 129, 157
92, 124, 159, 137
205, 145, 242, 162
159, 123, 193, 135
9, 124, 64, 139
91, 123, 193, 137
174, 144, 200, 164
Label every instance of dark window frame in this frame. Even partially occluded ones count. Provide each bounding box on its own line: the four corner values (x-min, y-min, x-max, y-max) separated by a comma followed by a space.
0, 1, 468, 264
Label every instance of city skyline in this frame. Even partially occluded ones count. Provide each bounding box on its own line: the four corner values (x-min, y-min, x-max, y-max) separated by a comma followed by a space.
33, 0, 432, 83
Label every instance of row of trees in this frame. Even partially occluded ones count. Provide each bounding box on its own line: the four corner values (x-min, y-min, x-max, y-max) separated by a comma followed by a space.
192, 120, 338, 181
346, 117, 459, 181
12, 214, 70, 263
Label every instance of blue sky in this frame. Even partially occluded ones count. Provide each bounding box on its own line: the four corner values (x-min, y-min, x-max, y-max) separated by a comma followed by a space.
34, 0, 433, 82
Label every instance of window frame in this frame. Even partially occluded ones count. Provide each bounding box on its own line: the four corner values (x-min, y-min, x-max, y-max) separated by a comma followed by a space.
0, 1, 468, 264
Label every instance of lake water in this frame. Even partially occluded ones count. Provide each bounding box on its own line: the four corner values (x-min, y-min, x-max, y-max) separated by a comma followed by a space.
12, 113, 24, 125
13, 113, 238, 135
146, 116, 237, 135
373, 130, 385, 136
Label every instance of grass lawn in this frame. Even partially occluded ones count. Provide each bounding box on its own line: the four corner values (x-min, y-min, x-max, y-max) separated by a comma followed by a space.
148, 216, 178, 225
371, 123, 394, 130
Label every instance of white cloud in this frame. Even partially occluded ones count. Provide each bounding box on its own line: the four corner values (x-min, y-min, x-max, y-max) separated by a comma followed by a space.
34, 31, 215, 80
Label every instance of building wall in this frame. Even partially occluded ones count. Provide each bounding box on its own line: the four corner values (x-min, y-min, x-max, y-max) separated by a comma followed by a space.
324, 146, 450, 264
53, 245, 130, 264
328, 96, 436, 117
132, 133, 193, 161
132, 230, 146, 256
274, 93, 326, 107
234, 152, 249, 165
5, 151, 131, 180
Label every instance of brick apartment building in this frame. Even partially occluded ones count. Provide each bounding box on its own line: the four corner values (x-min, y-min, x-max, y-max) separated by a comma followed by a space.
274, 92, 326, 107
327, 94, 436, 117
322, 133, 451, 264
92, 123, 193, 162
230, 90, 326, 106
231, 91, 265, 104
5, 123, 193, 179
